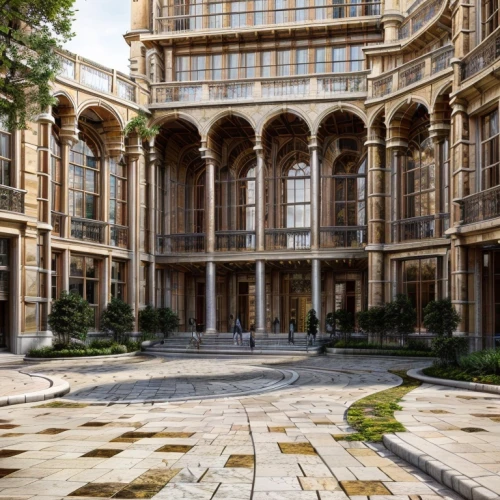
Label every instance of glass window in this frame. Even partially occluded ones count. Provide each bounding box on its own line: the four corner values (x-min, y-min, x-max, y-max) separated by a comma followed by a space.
296, 0, 307, 21
482, 0, 499, 40
333, 47, 346, 72
69, 255, 100, 329
69, 136, 100, 220
275, 0, 288, 24
350, 45, 364, 71
277, 50, 291, 76
140, 262, 148, 306
111, 260, 126, 301
175, 56, 190, 82
481, 108, 500, 189
285, 162, 311, 228
228, 53, 239, 79
315, 0, 326, 20
208, 2, 223, 28
230, 1, 246, 27
109, 157, 127, 228
51, 133, 62, 213
0, 239, 8, 267
212, 54, 223, 80
296, 48, 308, 75
242, 52, 256, 78
192, 55, 206, 80
261, 51, 272, 77
254, 0, 265, 24
0, 119, 11, 187
315, 47, 326, 73
51, 252, 60, 300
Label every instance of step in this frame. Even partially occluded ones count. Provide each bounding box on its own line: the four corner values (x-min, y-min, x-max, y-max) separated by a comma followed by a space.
144, 346, 321, 356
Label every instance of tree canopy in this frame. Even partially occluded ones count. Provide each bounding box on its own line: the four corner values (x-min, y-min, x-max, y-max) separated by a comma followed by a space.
0, 0, 75, 130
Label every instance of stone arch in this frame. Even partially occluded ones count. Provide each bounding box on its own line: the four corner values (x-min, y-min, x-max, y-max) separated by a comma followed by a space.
257, 106, 313, 137
204, 110, 257, 139
150, 112, 202, 136
313, 103, 368, 136
53, 90, 77, 112
386, 96, 430, 127
77, 100, 125, 130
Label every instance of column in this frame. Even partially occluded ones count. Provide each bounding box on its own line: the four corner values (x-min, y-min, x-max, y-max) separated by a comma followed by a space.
205, 158, 216, 253
148, 142, 158, 305
452, 239, 469, 336
309, 137, 320, 250
255, 260, 266, 334
311, 259, 321, 333
255, 141, 265, 252
205, 262, 217, 334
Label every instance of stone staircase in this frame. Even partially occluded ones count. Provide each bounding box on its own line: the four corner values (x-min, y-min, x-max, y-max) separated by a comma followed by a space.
143, 332, 329, 356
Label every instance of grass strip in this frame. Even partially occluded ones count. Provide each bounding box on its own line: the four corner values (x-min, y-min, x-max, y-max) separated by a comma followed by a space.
343, 370, 421, 442
423, 366, 500, 386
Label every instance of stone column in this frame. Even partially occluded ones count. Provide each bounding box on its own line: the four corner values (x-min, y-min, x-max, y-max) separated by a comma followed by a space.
366, 133, 388, 307
309, 137, 320, 250
206, 261, 217, 334
452, 239, 469, 336
255, 260, 266, 334
205, 157, 216, 253
148, 141, 159, 305
311, 259, 321, 333
255, 140, 266, 252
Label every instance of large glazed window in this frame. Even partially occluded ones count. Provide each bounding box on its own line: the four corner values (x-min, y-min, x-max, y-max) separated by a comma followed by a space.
50, 133, 62, 213
481, 108, 500, 189
109, 158, 127, 226
69, 255, 99, 329
285, 162, 311, 228
481, 0, 499, 40
0, 120, 11, 187
69, 137, 100, 220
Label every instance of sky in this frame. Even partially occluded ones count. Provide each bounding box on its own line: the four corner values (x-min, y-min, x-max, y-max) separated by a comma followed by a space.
64, 0, 131, 74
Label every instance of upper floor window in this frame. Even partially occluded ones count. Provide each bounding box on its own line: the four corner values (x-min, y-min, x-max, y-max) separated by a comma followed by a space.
69, 136, 100, 220
481, 0, 499, 40
109, 158, 127, 226
481, 108, 500, 189
0, 120, 11, 187
285, 162, 311, 228
50, 133, 62, 213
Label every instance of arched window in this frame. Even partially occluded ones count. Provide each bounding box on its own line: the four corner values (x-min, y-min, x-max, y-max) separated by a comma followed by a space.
403, 135, 435, 219
0, 120, 11, 187
240, 166, 256, 231
69, 136, 100, 220
285, 162, 310, 228
50, 133, 62, 213
332, 154, 366, 226
185, 171, 205, 233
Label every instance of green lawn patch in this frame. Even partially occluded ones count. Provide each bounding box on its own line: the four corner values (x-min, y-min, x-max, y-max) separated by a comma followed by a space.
423, 366, 500, 386
344, 370, 421, 442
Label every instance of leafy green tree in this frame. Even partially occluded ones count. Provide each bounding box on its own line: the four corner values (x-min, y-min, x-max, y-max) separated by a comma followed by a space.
423, 298, 461, 337
333, 309, 355, 343
0, 0, 75, 130
357, 306, 386, 346
138, 305, 159, 338
48, 290, 93, 345
100, 298, 135, 343
158, 307, 180, 338
385, 294, 416, 341
306, 309, 319, 336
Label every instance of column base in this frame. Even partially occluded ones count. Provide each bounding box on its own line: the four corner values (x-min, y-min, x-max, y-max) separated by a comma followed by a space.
205, 328, 217, 335
255, 328, 265, 334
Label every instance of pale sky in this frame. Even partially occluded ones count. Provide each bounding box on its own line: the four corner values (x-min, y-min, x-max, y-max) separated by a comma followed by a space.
64, 0, 131, 74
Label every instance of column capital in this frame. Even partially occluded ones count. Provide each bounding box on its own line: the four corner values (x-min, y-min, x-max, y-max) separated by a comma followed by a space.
308, 136, 319, 150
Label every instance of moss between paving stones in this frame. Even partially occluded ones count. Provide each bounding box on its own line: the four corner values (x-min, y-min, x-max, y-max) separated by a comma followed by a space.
423, 366, 500, 386
342, 370, 421, 442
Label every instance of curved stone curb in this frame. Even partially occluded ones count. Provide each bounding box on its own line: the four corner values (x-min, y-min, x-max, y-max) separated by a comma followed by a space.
407, 368, 500, 395
327, 348, 434, 358
24, 351, 141, 362
383, 434, 498, 500
0, 371, 70, 407
59, 367, 299, 405
144, 348, 320, 356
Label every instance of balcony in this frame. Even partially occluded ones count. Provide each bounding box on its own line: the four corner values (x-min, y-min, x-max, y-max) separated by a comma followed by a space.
370, 45, 453, 99
56, 50, 138, 103
461, 29, 500, 82
265, 229, 311, 251
151, 73, 368, 106
397, 0, 442, 41
320, 227, 367, 248
460, 186, 500, 225
154, 1, 381, 36
216, 231, 256, 252
157, 234, 206, 254
70, 218, 107, 244
110, 225, 129, 249
51, 212, 66, 236
0, 185, 25, 214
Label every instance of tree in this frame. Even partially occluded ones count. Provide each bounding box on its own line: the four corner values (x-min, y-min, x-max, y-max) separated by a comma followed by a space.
0, 0, 75, 130
306, 309, 319, 336
357, 306, 386, 345
48, 290, 93, 345
138, 305, 159, 338
158, 307, 180, 338
423, 298, 461, 338
385, 294, 416, 342
100, 298, 135, 343
333, 309, 355, 343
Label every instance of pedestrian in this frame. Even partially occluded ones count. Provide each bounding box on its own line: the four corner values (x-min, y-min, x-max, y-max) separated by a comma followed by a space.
288, 317, 295, 345
249, 324, 256, 352
273, 317, 280, 334
229, 314, 234, 340
235, 316, 243, 346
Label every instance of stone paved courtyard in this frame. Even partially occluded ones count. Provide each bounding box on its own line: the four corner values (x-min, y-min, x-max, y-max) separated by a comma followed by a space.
0, 355, 473, 499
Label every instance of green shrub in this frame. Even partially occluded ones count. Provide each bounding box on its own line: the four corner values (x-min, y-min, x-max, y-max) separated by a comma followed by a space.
332, 309, 355, 342
357, 306, 386, 345
110, 344, 127, 355
123, 339, 142, 352
306, 309, 319, 336
139, 305, 159, 337
431, 336, 468, 366
158, 307, 180, 338
423, 298, 461, 338
458, 349, 500, 375
100, 298, 135, 343
48, 290, 94, 345
88, 339, 114, 349
385, 294, 416, 340
407, 339, 431, 352
27, 342, 134, 358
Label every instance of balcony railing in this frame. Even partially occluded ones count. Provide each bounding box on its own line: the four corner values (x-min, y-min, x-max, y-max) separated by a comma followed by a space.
392, 215, 435, 242
320, 227, 367, 248
155, 1, 381, 34
51, 211, 66, 236
0, 272, 8, 294
56, 50, 138, 103
157, 234, 206, 254
370, 45, 453, 99
460, 185, 500, 225
152, 73, 368, 105
110, 225, 129, 249
265, 228, 311, 251
70, 218, 107, 244
0, 185, 25, 214
462, 29, 500, 81
398, 0, 441, 41
216, 231, 256, 252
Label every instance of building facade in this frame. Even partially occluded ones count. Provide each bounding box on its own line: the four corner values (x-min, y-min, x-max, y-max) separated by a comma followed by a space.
0, 0, 498, 352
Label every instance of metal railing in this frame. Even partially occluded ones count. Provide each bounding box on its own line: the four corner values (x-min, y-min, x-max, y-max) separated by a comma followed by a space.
0, 185, 25, 213
265, 228, 311, 250
110, 225, 129, 248
398, 0, 441, 40
0, 271, 8, 294
70, 218, 107, 244
460, 185, 500, 225
152, 72, 368, 104
372, 75, 393, 98
392, 215, 435, 242
157, 234, 206, 254
320, 226, 367, 248
216, 231, 256, 252
51, 211, 65, 236
462, 29, 500, 81
399, 61, 425, 88
155, 1, 381, 34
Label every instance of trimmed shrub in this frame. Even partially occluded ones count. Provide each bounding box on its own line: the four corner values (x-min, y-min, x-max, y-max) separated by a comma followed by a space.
306, 309, 319, 336
385, 294, 416, 341
139, 305, 159, 337
423, 298, 461, 338
332, 309, 355, 343
357, 306, 386, 345
100, 297, 135, 343
431, 336, 468, 366
158, 307, 180, 338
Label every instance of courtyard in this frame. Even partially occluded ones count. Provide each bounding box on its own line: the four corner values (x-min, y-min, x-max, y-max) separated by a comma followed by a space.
0, 354, 498, 499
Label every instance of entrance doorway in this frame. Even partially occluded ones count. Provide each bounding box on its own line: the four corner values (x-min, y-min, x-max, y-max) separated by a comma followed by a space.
281, 273, 312, 333
237, 281, 255, 332
0, 302, 7, 348
195, 281, 205, 332
482, 250, 500, 347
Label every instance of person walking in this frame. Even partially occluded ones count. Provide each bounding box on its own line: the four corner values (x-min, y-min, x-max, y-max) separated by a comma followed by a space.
229, 314, 235, 342
288, 317, 295, 345
249, 324, 256, 352
235, 316, 243, 346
